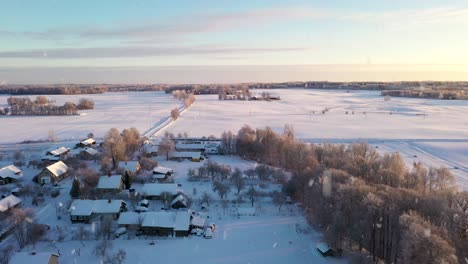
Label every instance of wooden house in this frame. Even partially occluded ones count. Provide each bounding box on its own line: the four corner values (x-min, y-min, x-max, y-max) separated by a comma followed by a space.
69, 199, 126, 223
37, 161, 69, 184
97, 175, 123, 193
0, 165, 22, 185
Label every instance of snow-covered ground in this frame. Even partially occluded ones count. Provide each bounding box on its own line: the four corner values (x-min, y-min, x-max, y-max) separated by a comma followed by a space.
0, 91, 180, 143
1, 156, 346, 264
165, 89, 468, 190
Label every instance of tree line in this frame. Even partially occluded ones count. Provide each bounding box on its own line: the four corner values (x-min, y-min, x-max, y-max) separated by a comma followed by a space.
228, 124, 467, 263
382, 89, 468, 100
2, 96, 94, 116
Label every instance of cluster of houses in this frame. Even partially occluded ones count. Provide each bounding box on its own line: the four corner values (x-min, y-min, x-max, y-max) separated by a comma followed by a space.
144, 137, 222, 162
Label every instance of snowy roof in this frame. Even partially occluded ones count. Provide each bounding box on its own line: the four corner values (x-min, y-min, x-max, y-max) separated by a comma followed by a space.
174, 211, 190, 231
48, 147, 70, 156
80, 138, 95, 146
176, 143, 206, 150
316, 242, 332, 253
97, 175, 122, 189
190, 215, 205, 227
118, 161, 139, 172
84, 147, 98, 155
0, 165, 22, 180
118, 212, 145, 226
9, 252, 58, 264
145, 145, 159, 153
171, 194, 187, 207
70, 199, 124, 216
237, 207, 256, 215
170, 151, 201, 159
142, 211, 174, 228
153, 166, 174, 175
45, 161, 69, 177
0, 194, 22, 212
142, 183, 179, 196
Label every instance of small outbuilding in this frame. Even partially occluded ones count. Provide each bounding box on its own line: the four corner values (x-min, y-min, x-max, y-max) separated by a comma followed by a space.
76, 138, 96, 148
152, 166, 174, 181
237, 207, 256, 216
316, 242, 335, 257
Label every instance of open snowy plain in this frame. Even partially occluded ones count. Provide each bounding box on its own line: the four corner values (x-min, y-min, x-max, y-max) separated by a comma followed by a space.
166, 89, 468, 190
0, 91, 181, 143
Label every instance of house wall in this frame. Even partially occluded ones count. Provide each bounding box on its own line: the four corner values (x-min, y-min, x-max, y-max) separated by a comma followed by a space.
142, 226, 174, 237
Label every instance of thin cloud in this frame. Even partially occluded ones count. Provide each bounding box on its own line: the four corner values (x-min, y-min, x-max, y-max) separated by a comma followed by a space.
0, 45, 309, 59
2, 6, 468, 44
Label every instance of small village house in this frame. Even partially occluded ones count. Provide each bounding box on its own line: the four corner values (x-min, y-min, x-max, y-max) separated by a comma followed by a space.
36, 161, 69, 184
118, 160, 140, 176
42, 147, 70, 161
97, 174, 123, 193
152, 166, 174, 182
169, 151, 202, 162
0, 194, 22, 215
171, 194, 188, 209
141, 211, 190, 237
9, 252, 59, 264
76, 138, 96, 148
69, 199, 126, 223
0, 165, 22, 185
141, 183, 180, 200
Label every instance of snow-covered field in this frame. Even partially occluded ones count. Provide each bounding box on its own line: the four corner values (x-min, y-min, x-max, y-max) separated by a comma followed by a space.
0, 91, 180, 143
165, 89, 468, 190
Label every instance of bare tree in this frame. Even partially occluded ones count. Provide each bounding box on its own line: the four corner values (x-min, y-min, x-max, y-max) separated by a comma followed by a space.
171, 108, 180, 120
272, 191, 286, 212
231, 168, 245, 194
246, 185, 257, 207
200, 192, 212, 207
94, 239, 113, 258
212, 181, 230, 200
158, 136, 175, 161
103, 128, 126, 168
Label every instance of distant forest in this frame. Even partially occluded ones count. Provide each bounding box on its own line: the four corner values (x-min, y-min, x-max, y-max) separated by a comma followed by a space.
1, 81, 467, 100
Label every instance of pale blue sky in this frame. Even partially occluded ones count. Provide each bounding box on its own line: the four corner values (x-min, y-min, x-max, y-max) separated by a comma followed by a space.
1, 0, 468, 83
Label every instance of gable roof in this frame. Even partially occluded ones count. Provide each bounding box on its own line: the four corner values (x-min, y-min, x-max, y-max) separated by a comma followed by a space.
118, 161, 139, 172
70, 199, 124, 216
84, 147, 98, 155
118, 212, 145, 226
153, 166, 174, 175
9, 252, 58, 264
80, 138, 95, 146
45, 161, 68, 177
171, 194, 188, 207
97, 175, 122, 189
0, 165, 22, 180
170, 151, 201, 159
174, 211, 190, 231
48, 147, 70, 156
142, 183, 179, 197
0, 194, 22, 212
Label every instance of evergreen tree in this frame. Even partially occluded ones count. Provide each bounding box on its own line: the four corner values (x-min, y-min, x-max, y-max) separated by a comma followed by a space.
70, 177, 80, 198
124, 171, 132, 189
